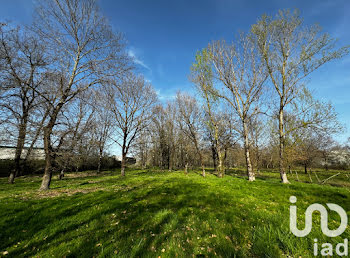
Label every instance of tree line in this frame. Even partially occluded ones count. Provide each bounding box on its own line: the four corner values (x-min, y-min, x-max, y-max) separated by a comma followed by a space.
0, 1, 349, 190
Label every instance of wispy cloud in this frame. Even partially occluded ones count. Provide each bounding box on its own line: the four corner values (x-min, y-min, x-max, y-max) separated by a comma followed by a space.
156, 89, 176, 101
128, 49, 150, 70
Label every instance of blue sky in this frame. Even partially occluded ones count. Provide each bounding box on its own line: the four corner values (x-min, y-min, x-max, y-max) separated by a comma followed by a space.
1, 0, 350, 143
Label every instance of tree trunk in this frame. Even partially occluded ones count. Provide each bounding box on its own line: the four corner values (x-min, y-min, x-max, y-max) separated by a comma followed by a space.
59, 159, 69, 180
121, 153, 126, 176
184, 162, 188, 174
24, 110, 49, 162
193, 137, 205, 177
199, 154, 205, 177
304, 163, 307, 174
8, 172, 15, 184
278, 108, 289, 183
40, 126, 53, 190
218, 153, 224, 178
168, 147, 172, 171
39, 102, 63, 191
59, 168, 65, 180
9, 114, 28, 183
97, 148, 103, 173
212, 142, 218, 172
223, 147, 228, 175
243, 120, 255, 181
256, 147, 260, 175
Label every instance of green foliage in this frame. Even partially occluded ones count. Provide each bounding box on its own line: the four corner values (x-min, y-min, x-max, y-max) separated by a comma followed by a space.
191, 49, 218, 101
0, 169, 349, 257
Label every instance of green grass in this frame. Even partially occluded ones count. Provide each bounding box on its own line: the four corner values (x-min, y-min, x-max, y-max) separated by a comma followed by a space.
0, 169, 349, 257
226, 167, 350, 188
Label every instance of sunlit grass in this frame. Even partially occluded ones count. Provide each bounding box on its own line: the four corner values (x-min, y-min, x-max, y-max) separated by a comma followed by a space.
0, 169, 349, 257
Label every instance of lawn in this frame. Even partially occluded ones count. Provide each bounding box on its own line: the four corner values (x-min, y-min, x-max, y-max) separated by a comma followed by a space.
0, 169, 349, 257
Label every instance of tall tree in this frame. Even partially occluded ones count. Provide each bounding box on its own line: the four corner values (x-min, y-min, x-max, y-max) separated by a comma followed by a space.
194, 33, 267, 181
92, 90, 113, 173
33, 0, 130, 190
251, 9, 349, 183
0, 23, 49, 183
176, 92, 206, 177
191, 53, 238, 177
249, 115, 266, 174
149, 103, 180, 170
108, 73, 157, 176
133, 127, 152, 169
56, 92, 96, 179
150, 105, 170, 169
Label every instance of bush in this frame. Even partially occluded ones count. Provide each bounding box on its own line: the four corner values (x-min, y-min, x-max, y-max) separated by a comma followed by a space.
0, 159, 45, 177
0, 156, 121, 178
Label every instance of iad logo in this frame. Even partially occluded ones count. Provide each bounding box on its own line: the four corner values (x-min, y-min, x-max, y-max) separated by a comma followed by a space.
289, 196, 348, 256
289, 196, 347, 237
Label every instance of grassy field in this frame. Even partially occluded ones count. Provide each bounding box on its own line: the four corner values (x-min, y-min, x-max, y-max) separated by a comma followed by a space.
0, 168, 349, 257
226, 167, 350, 188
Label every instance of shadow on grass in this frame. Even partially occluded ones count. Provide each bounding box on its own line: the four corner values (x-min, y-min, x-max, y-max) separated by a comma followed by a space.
0, 177, 258, 257
1, 170, 349, 257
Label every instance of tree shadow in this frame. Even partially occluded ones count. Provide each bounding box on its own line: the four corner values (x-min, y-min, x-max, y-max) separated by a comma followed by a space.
2, 171, 349, 257
1, 177, 253, 257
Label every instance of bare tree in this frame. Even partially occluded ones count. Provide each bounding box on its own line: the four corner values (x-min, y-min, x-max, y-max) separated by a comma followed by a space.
22, 106, 50, 163
149, 105, 170, 169
0, 23, 49, 183
249, 115, 266, 174
251, 9, 349, 183
0, 22, 6, 126
176, 92, 206, 177
165, 103, 177, 171
29, 0, 128, 190
56, 92, 96, 179
108, 73, 157, 176
287, 89, 342, 174
92, 90, 113, 173
133, 127, 152, 169
31, 0, 130, 190
148, 103, 181, 171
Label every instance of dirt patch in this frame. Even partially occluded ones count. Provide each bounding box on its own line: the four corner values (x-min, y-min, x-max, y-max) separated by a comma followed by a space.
23, 187, 106, 199
65, 172, 98, 178
35, 185, 136, 198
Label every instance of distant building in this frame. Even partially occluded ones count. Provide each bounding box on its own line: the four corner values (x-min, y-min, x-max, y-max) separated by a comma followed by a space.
0, 146, 45, 160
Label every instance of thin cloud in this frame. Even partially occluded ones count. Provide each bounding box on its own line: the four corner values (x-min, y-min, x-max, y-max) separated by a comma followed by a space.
156, 88, 176, 101
128, 49, 150, 70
